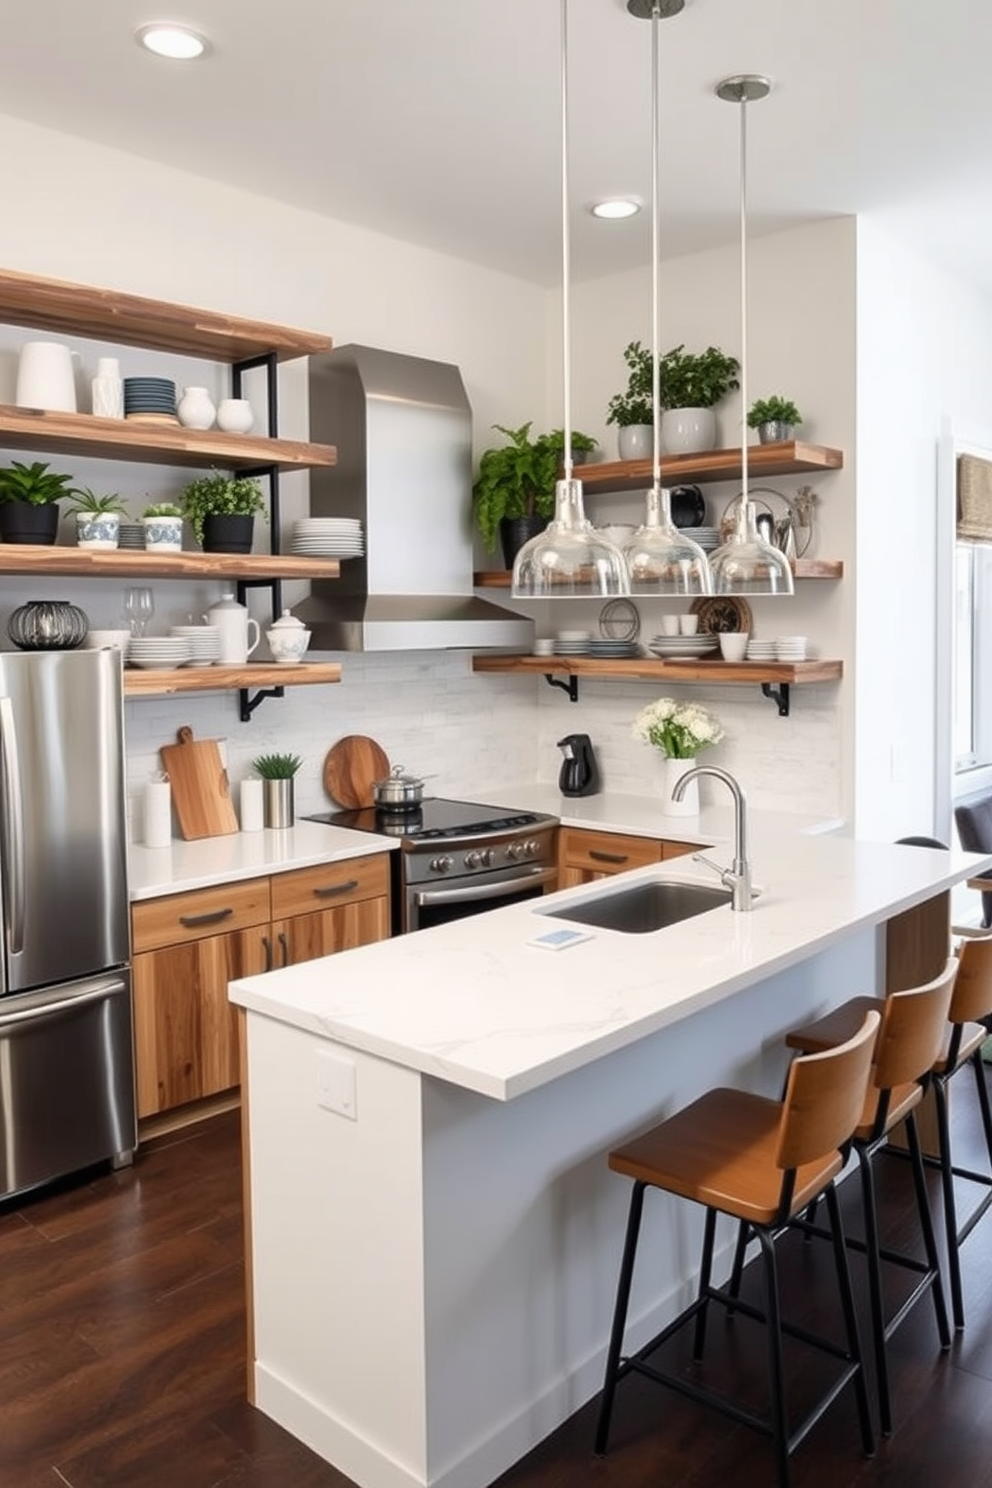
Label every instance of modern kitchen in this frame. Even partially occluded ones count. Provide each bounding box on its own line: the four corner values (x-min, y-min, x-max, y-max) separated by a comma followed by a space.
3, 3, 992, 1488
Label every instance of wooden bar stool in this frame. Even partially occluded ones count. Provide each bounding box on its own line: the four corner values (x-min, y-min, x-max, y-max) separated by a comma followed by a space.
594, 1011, 880, 1488
781, 958, 958, 1436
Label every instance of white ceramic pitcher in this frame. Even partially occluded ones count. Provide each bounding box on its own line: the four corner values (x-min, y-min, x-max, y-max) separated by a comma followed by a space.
204, 592, 260, 664
16, 341, 78, 412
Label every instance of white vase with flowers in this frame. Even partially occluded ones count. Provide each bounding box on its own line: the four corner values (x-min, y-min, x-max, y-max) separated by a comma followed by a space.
632, 697, 724, 815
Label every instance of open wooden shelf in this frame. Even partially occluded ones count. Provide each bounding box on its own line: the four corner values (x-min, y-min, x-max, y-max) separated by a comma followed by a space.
576, 441, 843, 494
0, 544, 340, 581
123, 661, 341, 699
472, 654, 842, 685
475, 557, 843, 586
0, 405, 335, 471
0, 267, 331, 363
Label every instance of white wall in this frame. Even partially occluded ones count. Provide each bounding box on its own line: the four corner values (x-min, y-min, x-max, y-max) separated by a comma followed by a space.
853, 217, 992, 843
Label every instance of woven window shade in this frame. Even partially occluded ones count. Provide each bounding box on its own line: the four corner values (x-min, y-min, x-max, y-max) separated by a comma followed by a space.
958, 455, 992, 542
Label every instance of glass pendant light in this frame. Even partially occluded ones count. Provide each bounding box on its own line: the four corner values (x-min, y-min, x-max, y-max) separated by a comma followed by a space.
708, 76, 794, 597
623, 0, 711, 598
511, 0, 629, 600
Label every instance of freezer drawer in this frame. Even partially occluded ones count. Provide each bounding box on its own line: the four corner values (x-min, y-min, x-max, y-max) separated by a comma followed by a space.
0, 972, 136, 1201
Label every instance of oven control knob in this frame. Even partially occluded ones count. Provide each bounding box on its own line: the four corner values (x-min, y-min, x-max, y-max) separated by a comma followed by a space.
525, 839, 540, 857
506, 841, 527, 861
464, 849, 495, 870
430, 855, 454, 874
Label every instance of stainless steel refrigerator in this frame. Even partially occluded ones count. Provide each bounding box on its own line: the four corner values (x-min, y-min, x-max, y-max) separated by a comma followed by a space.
0, 647, 135, 1201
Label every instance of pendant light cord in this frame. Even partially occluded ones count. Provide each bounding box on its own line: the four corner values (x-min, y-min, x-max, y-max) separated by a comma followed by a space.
560, 0, 573, 483
651, 1, 661, 493
738, 86, 749, 519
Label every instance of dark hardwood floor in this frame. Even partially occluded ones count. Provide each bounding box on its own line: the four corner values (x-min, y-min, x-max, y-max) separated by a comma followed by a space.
4, 1090, 992, 1488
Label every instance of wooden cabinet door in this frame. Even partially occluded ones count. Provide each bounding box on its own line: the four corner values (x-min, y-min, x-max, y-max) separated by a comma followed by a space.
273, 895, 390, 969
133, 925, 269, 1118
557, 828, 663, 888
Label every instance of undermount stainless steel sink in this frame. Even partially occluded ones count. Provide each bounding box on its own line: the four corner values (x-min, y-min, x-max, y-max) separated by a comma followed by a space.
545, 880, 731, 934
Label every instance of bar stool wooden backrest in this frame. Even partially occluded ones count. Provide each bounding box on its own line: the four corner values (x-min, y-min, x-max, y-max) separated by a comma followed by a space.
947, 937, 992, 1064
865, 957, 958, 1139
777, 1011, 881, 1182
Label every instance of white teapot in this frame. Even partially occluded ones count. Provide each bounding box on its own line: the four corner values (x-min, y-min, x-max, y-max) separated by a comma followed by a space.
204, 592, 260, 664
265, 609, 311, 664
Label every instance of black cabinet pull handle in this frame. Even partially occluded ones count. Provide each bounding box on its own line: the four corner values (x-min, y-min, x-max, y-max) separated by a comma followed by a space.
313, 879, 359, 898
262, 935, 273, 972
589, 850, 628, 864
278, 931, 289, 966
179, 907, 235, 928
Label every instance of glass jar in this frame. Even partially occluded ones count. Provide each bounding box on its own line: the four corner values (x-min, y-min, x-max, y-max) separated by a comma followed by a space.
8, 599, 89, 650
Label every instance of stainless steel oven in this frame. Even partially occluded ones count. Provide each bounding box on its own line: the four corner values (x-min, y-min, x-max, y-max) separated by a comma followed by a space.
306, 799, 559, 934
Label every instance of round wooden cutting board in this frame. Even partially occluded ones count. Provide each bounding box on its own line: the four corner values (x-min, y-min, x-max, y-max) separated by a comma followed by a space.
322, 734, 390, 809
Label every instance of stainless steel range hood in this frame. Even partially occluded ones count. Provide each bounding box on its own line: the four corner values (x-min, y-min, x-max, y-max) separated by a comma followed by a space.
295, 344, 533, 652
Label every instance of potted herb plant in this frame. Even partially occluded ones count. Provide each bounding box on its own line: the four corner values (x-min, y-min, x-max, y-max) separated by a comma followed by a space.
472, 422, 597, 569
658, 343, 740, 455
0, 460, 79, 545
605, 341, 655, 460
252, 751, 303, 830
67, 488, 127, 550
747, 395, 802, 444
180, 469, 266, 553
141, 501, 185, 553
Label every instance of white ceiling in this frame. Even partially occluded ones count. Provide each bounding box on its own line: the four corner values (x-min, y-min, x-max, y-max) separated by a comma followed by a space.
5, 0, 992, 292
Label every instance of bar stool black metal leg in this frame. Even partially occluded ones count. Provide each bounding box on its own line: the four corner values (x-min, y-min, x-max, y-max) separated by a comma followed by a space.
755, 1226, 790, 1488
857, 1145, 892, 1436
972, 1047, 992, 1164
905, 1110, 952, 1348
824, 1181, 876, 1458
594, 1181, 645, 1456
693, 1207, 718, 1359
932, 1074, 964, 1331
726, 1218, 750, 1311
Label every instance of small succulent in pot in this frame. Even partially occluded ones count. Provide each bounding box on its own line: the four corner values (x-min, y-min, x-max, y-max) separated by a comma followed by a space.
747, 396, 802, 443
68, 488, 128, 550
0, 460, 80, 545
141, 501, 185, 553
251, 752, 303, 779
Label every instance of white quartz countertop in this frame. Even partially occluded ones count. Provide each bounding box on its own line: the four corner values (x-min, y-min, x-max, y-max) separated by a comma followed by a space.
229, 823, 991, 1102
128, 819, 398, 901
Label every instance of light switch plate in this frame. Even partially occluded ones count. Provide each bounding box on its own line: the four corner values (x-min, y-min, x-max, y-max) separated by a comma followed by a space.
315, 1049, 357, 1120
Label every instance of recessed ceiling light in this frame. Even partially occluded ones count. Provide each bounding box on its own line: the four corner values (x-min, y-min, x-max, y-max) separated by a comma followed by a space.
135, 23, 208, 60
591, 198, 642, 220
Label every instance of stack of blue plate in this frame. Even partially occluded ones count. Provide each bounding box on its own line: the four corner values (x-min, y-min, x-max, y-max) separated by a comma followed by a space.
123, 377, 177, 424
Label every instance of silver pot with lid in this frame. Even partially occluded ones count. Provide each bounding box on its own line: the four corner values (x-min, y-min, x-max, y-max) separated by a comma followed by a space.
372, 765, 432, 811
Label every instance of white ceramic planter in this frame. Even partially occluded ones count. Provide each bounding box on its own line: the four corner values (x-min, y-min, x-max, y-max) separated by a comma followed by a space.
141, 515, 184, 552
75, 512, 121, 550
617, 424, 653, 461
661, 408, 715, 455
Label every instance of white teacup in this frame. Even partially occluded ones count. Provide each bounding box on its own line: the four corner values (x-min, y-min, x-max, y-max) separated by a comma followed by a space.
660, 615, 680, 636
719, 631, 749, 662
679, 614, 699, 636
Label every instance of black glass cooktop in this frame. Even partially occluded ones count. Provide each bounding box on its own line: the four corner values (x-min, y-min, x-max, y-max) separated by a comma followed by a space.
306, 797, 550, 842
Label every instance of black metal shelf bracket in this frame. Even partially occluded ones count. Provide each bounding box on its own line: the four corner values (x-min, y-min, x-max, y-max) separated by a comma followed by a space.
761, 682, 791, 717
239, 685, 285, 724
545, 672, 579, 703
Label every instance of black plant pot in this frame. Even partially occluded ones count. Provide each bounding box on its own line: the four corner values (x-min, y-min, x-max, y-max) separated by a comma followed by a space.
202, 514, 254, 554
0, 500, 60, 546
499, 515, 546, 571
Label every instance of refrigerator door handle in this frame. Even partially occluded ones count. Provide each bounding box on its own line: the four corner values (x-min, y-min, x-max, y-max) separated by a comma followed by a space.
0, 695, 26, 958
0, 977, 127, 1030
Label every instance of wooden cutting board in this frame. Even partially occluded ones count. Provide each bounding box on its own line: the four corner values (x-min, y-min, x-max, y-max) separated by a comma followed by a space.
323, 734, 389, 809
160, 726, 239, 840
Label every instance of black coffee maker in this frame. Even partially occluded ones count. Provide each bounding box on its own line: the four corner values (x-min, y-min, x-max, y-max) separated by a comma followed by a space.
557, 734, 599, 797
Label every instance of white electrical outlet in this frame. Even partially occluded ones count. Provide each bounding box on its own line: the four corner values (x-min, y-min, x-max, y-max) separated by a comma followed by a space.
315, 1049, 357, 1120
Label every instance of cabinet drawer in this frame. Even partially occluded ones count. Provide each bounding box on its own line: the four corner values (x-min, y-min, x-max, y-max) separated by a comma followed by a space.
270, 853, 391, 919
132, 877, 271, 953
558, 829, 662, 875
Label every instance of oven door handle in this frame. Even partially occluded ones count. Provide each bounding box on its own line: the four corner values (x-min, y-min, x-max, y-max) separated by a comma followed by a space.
414, 866, 558, 909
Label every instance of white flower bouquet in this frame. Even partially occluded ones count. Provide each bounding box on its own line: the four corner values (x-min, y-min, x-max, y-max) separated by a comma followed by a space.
632, 697, 723, 759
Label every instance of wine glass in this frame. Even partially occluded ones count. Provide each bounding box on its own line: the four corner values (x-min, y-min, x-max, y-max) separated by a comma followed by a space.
122, 586, 154, 638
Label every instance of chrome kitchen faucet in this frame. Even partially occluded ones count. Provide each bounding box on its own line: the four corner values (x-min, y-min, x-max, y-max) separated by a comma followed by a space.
672, 765, 755, 912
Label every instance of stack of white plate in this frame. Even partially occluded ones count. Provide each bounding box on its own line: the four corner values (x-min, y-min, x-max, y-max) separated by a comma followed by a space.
775, 635, 808, 661
648, 634, 719, 659
677, 526, 721, 551
127, 637, 192, 670
169, 625, 221, 667
554, 630, 592, 655
289, 518, 364, 557
745, 638, 778, 661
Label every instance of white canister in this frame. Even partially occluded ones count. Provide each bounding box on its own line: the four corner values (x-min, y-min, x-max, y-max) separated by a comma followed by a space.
91, 375, 124, 419
177, 386, 216, 430
204, 591, 261, 664
216, 397, 255, 434
240, 777, 264, 833
16, 341, 78, 412
144, 779, 172, 848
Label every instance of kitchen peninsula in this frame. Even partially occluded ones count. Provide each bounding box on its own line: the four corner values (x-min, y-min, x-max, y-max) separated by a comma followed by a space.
229, 821, 990, 1488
